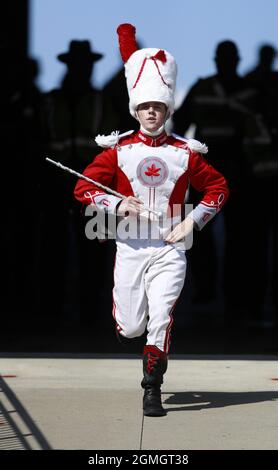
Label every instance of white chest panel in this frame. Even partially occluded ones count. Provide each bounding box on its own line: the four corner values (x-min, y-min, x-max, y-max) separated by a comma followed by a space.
117, 142, 189, 213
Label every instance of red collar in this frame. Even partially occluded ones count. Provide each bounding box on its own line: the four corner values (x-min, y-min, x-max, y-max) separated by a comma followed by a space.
137, 130, 168, 147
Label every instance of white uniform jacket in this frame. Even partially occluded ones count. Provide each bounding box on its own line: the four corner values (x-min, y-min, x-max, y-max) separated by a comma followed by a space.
74, 129, 229, 233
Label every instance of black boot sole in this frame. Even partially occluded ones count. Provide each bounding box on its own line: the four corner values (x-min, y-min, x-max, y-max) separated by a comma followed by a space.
143, 408, 167, 417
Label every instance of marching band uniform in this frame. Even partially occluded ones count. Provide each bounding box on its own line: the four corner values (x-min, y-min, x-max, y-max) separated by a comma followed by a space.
74, 24, 229, 416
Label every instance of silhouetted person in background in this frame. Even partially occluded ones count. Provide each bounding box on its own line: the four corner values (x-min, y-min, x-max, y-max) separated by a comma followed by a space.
173, 41, 258, 322
103, 66, 137, 132
1, 46, 43, 325
44, 40, 116, 170
40, 40, 117, 327
15, 56, 44, 318
245, 45, 277, 109
103, 39, 144, 133
243, 44, 278, 326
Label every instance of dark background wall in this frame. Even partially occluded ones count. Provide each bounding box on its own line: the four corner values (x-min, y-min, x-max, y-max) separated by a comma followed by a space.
1, 1, 29, 53
1, 1, 277, 355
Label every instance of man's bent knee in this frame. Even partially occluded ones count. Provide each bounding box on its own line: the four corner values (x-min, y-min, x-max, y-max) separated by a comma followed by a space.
121, 323, 146, 338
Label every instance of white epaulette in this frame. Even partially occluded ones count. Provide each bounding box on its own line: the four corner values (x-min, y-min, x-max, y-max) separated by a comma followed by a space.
95, 130, 134, 148
172, 133, 208, 154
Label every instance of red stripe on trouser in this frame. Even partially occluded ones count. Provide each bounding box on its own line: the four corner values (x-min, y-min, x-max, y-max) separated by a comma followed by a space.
112, 251, 122, 333
163, 299, 178, 354
112, 300, 122, 332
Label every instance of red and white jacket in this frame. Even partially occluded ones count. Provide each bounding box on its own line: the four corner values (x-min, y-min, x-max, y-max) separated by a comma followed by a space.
74, 130, 229, 231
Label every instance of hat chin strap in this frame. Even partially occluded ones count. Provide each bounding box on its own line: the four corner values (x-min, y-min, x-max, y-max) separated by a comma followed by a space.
140, 124, 166, 137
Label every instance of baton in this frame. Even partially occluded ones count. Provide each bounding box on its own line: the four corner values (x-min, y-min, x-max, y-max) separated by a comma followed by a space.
45, 157, 161, 217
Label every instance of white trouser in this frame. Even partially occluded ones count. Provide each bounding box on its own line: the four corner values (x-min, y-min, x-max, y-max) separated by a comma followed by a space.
112, 239, 187, 353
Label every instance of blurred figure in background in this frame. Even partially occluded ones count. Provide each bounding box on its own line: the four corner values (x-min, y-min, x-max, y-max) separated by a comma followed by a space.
173, 41, 258, 322
0, 46, 43, 325
243, 44, 278, 326
103, 66, 137, 133
103, 39, 144, 133
43, 40, 115, 171
40, 40, 117, 327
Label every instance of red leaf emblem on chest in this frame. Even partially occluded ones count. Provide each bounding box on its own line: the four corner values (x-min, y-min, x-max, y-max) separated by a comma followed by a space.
145, 163, 161, 179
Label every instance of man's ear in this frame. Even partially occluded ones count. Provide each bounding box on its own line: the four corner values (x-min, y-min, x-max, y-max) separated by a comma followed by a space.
134, 110, 140, 121
165, 109, 170, 122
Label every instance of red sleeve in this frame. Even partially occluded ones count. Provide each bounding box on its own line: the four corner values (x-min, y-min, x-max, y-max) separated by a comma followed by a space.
188, 151, 229, 209
74, 147, 117, 205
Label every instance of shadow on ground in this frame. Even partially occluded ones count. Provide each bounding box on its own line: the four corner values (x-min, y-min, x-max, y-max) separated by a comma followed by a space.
0, 376, 52, 450
163, 390, 278, 412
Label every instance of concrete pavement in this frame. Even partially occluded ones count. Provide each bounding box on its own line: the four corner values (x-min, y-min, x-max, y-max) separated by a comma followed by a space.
0, 354, 278, 450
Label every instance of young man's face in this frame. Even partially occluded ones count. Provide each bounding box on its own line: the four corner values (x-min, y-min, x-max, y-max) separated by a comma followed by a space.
137, 101, 167, 132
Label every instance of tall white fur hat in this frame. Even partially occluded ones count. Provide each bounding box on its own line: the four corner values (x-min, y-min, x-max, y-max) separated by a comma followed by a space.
117, 24, 177, 119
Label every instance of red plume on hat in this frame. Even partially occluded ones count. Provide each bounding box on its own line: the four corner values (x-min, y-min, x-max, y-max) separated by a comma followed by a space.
117, 23, 138, 63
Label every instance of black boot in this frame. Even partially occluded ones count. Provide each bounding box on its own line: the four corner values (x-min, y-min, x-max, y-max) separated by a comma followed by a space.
141, 345, 168, 417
